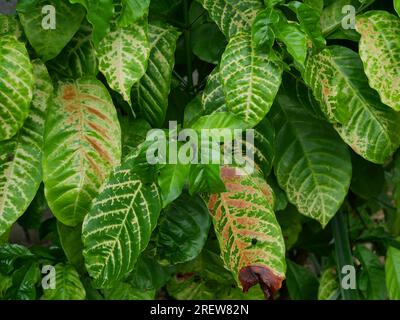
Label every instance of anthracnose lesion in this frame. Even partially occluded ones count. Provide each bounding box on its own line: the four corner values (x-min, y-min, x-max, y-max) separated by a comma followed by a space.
0, 0, 18, 15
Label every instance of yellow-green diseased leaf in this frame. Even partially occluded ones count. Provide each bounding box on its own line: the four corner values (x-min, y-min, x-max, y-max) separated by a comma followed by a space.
197, 0, 262, 39
17, 0, 85, 61
103, 282, 156, 300
318, 267, 339, 300
385, 245, 400, 300
42, 78, 121, 227
304, 46, 400, 164
202, 66, 227, 115
271, 76, 352, 227
43, 263, 86, 300
220, 32, 283, 128
207, 167, 286, 299
69, 0, 114, 47
98, 19, 150, 107
82, 156, 161, 288
0, 60, 51, 236
0, 35, 34, 141
119, 0, 150, 27
134, 22, 180, 127
57, 222, 85, 274
356, 11, 400, 111
47, 23, 98, 81
396, 0, 400, 17
0, 14, 23, 38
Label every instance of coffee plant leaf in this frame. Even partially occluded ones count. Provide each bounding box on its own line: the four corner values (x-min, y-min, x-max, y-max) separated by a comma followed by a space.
82, 161, 161, 288
385, 244, 400, 300
202, 66, 227, 115
208, 167, 286, 298
304, 46, 400, 164
134, 21, 180, 127
97, 18, 150, 107
0, 14, 23, 39
356, 11, 400, 111
156, 193, 211, 265
396, 0, 400, 17
272, 78, 352, 227
318, 267, 339, 300
158, 163, 190, 208
119, 0, 150, 27
17, 0, 85, 61
286, 259, 319, 299
0, 35, 34, 141
69, 0, 114, 47
220, 32, 283, 128
43, 78, 121, 226
46, 23, 99, 80
57, 222, 85, 274
0, 60, 51, 236
43, 263, 86, 300
197, 0, 263, 39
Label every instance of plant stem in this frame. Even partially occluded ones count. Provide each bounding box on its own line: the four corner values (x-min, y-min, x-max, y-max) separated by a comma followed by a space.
183, 0, 193, 91
332, 211, 359, 300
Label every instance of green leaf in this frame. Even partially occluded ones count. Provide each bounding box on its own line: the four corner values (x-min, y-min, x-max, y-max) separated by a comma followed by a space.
395, 0, 400, 17
43, 78, 121, 226
57, 222, 85, 274
318, 266, 340, 300
103, 282, 156, 300
286, 259, 319, 300
274, 22, 308, 66
6, 262, 40, 300
120, 117, 151, 159
46, 23, 98, 80
356, 245, 387, 300
189, 164, 226, 195
191, 23, 226, 64
220, 32, 283, 127
0, 35, 34, 141
350, 153, 384, 199
385, 245, 400, 300
156, 193, 211, 264
320, 0, 375, 35
197, 0, 263, 39
18, 0, 85, 61
276, 205, 302, 250
98, 18, 150, 107
134, 22, 180, 127
271, 77, 352, 227
128, 255, 172, 290
18, 184, 48, 230
253, 118, 275, 177
201, 67, 227, 116
287, 1, 326, 52
119, 0, 150, 27
158, 164, 190, 207
0, 244, 34, 274
0, 60, 51, 236
304, 46, 400, 164
356, 11, 400, 111
252, 8, 279, 52
191, 112, 247, 130
0, 272, 12, 298
82, 152, 161, 288
43, 263, 86, 300
69, 0, 114, 47
208, 167, 286, 298
0, 14, 23, 38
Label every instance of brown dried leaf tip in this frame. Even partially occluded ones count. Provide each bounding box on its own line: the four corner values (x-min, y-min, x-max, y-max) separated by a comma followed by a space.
239, 265, 284, 300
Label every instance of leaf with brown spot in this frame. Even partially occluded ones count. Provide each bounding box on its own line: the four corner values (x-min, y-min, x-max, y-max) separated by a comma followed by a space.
208, 167, 286, 298
43, 78, 121, 226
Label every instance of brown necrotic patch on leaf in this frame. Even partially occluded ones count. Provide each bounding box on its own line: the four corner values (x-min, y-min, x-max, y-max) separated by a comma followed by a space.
239, 265, 284, 299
